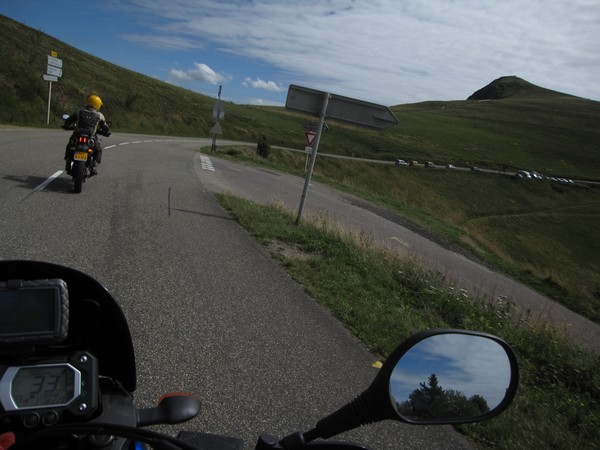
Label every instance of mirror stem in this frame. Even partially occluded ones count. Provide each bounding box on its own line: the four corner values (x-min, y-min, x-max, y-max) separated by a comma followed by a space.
312, 392, 381, 440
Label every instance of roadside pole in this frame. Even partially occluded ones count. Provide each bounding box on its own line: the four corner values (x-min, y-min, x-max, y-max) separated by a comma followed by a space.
44, 52, 62, 125
46, 80, 53, 125
286, 84, 398, 224
211, 85, 224, 151
296, 92, 329, 224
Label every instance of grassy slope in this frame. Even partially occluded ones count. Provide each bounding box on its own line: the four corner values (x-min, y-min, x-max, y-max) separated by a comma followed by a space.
392, 96, 600, 180
217, 193, 600, 450
1, 14, 599, 321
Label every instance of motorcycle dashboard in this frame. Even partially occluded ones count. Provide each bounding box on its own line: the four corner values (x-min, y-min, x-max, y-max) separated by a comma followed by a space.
1, 363, 80, 410
0, 352, 98, 429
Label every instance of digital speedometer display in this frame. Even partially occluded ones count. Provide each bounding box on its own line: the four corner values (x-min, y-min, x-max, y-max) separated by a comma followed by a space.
0, 364, 82, 411
12, 365, 76, 408
0, 352, 97, 424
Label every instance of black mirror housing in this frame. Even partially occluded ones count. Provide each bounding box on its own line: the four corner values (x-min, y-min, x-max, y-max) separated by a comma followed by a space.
313, 329, 519, 440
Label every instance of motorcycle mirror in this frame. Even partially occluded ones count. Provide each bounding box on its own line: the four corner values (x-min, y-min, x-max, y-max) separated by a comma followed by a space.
388, 331, 518, 423
283, 330, 518, 448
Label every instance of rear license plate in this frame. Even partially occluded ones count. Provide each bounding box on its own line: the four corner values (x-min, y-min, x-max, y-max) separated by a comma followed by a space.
74, 152, 88, 161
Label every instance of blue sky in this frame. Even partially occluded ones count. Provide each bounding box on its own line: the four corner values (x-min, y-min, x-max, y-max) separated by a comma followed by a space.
390, 334, 512, 410
2, 0, 599, 106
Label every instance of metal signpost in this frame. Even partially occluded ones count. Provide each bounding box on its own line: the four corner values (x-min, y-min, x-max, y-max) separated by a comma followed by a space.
211, 85, 224, 151
45, 52, 63, 125
285, 84, 398, 223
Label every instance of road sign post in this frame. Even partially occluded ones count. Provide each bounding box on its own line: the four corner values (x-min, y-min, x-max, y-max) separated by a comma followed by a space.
286, 84, 398, 223
295, 92, 330, 224
211, 85, 224, 151
45, 52, 63, 125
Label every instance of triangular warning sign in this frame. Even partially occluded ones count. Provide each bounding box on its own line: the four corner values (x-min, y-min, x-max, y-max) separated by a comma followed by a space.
305, 131, 316, 147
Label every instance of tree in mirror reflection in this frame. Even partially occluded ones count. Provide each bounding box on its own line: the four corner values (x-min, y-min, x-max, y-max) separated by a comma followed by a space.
396, 373, 490, 420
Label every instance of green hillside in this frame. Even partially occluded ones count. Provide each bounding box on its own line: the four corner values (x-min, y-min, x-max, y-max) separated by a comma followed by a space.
2, 14, 599, 179
2, 14, 600, 323
392, 91, 600, 180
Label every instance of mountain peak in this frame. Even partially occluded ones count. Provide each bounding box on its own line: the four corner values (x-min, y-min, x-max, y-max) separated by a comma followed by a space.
467, 76, 566, 100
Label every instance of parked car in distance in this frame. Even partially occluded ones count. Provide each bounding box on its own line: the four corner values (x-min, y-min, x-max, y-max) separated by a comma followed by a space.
410, 160, 419, 166
557, 178, 575, 185
425, 161, 436, 168
395, 159, 409, 166
446, 164, 456, 169
516, 170, 532, 178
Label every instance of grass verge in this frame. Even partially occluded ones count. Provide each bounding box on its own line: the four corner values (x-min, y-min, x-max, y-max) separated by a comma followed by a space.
217, 193, 600, 449
206, 145, 600, 325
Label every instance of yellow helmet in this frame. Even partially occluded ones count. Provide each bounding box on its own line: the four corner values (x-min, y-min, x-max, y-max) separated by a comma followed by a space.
86, 94, 103, 110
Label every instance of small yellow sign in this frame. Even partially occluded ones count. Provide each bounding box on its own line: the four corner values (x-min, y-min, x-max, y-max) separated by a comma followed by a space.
50, 51, 58, 58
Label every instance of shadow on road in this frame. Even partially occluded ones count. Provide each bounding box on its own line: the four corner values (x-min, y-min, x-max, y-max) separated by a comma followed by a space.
4, 174, 74, 195
168, 207, 235, 222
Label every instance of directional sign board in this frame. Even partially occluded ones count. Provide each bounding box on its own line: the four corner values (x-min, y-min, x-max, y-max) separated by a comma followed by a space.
44, 52, 63, 125
285, 84, 398, 130
47, 55, 63, 69
46, 65, 63, 77
213, 100, 224, 120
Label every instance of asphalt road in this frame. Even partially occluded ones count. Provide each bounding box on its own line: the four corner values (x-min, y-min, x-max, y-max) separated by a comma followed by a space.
0, 128, 474, 449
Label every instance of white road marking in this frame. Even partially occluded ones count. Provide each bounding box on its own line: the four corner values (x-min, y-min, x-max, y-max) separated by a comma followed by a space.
390, 236, 410, 248
105, 140, 217, 175
200, 155, 215, 171
35, 171, 63, 191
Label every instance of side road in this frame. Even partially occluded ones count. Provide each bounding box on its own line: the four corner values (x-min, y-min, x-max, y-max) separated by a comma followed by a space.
199, 154, 600, 353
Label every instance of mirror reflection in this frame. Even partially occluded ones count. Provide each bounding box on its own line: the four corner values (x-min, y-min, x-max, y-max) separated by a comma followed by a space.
389, 334, 512, 421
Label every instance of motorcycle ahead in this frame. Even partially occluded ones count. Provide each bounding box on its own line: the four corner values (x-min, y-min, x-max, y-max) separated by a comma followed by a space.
62, 115, 111, 194
0, 260, 519, 449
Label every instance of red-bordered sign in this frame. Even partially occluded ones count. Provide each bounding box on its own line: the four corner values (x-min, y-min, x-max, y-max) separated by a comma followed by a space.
305, 131, 316, 147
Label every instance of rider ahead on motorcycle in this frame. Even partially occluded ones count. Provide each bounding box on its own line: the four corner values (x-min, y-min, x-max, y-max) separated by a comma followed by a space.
63, 94, 110, 176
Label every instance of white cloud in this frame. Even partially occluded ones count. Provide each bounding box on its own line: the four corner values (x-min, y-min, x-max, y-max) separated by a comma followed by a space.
169, 63, 226, 84
242, 77, 284, 92
122, 0, 600, 103
121, 33, 203, 50
246, 97, 284, 106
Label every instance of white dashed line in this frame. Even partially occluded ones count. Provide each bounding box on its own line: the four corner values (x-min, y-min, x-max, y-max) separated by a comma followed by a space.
35, 171, 63, 191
